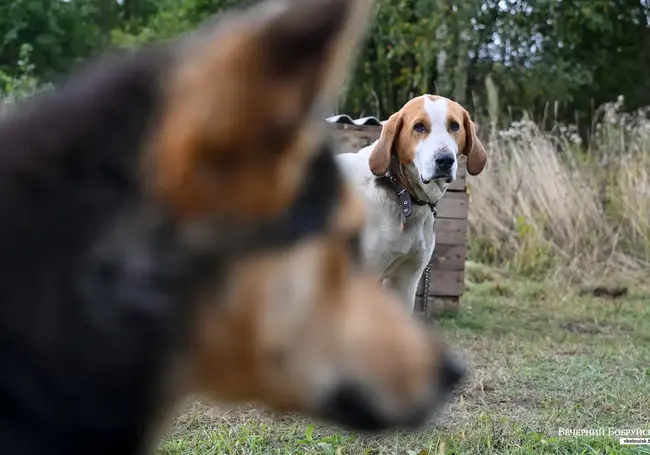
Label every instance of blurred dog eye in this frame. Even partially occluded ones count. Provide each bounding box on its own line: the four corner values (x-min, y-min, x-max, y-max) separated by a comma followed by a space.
413, 122, 427, 133
449, 121, 460, 132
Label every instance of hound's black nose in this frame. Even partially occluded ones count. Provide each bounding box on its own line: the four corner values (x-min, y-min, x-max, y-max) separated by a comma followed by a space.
435, 153, 455, 171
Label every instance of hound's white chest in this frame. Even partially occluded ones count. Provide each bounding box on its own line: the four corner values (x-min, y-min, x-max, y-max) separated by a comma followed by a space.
364, 211, 435, 277
390, 222, 431, 256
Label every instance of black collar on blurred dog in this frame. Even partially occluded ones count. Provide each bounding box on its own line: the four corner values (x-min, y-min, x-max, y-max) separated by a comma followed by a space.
379, 158, 437, 226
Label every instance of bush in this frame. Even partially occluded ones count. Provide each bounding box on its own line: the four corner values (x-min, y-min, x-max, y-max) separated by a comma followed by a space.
0, 44, 53, 109
468, 96, 650, 282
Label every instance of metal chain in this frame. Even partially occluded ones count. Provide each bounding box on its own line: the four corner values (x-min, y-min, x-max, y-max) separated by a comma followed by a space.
422, 215, 436, 319
422, 262, 431, 318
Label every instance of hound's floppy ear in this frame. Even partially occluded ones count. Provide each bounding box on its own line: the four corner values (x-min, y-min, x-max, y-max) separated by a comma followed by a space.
151, 0, 372, 220
369, 112, 402, 176
461, 110, 487, 176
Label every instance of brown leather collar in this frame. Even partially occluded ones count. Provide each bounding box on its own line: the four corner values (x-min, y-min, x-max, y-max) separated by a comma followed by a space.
378, 157, 437, 225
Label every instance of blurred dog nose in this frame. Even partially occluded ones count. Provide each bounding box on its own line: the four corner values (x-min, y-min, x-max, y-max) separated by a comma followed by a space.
439, 352, 465, 390
435, 153, 455, 171
322, 383, 388, 431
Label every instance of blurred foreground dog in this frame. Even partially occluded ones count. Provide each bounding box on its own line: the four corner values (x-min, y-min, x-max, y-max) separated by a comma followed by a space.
0, 0, 464, 453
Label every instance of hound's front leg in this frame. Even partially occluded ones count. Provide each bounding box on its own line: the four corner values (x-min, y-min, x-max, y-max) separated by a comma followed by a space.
383, 259, 429, 314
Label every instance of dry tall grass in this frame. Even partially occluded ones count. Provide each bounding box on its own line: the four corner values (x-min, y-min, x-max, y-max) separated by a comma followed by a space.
468, 96, 650, 283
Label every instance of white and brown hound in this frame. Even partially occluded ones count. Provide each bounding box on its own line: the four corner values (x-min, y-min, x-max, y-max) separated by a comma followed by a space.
337, 95, 488, 313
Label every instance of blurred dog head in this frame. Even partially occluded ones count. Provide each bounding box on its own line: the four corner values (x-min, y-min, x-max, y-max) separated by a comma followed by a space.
153, 0, 466, 431
0, 0, 465, 443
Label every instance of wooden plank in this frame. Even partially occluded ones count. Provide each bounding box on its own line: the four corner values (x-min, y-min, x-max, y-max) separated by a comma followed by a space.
436, 191, 468, 219
329, 128, 380, 145
415, 245, 467, 297
429, 244, 467, 271
330, 137, 374, 155
416, 270, 465, 297
448, 173, 466, 191
449, 162, 466, 191
326, 123, 382, 135
434, 218, 467, 245
430, 269, 464, 296
328, 129, 375, 155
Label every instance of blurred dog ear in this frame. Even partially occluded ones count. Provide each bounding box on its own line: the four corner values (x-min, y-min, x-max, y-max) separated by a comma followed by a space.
151, 0, 373, 220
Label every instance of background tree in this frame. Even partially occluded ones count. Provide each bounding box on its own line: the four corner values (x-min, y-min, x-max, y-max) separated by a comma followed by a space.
1, 0, 650, 135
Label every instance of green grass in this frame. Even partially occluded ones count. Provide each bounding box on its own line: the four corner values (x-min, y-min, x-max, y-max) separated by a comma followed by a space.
158, 269, 650, 454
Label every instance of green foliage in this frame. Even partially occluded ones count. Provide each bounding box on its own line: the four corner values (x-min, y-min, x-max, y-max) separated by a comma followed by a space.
111, 0, 242, 47
0, 0, 104, 80
512, 215, 554, 278
294, 424, 344, 455
0, 43, 52, 104
1, 0, 649, 126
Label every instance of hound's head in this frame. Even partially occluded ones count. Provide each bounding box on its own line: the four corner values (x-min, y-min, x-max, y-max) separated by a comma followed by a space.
368, 95, 487, 203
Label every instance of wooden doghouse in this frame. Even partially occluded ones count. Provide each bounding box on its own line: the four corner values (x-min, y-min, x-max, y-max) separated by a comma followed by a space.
326, 115, 468, 316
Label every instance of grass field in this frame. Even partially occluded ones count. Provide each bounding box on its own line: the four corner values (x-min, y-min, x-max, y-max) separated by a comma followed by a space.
157, 264, 650, 454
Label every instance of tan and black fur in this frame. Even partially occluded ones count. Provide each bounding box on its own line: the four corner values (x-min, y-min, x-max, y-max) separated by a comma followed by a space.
0, 0, 465, 454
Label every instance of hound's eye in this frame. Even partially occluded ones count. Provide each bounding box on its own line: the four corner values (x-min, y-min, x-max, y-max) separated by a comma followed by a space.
413, 122, 428, 133
449, 121, 460, 132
